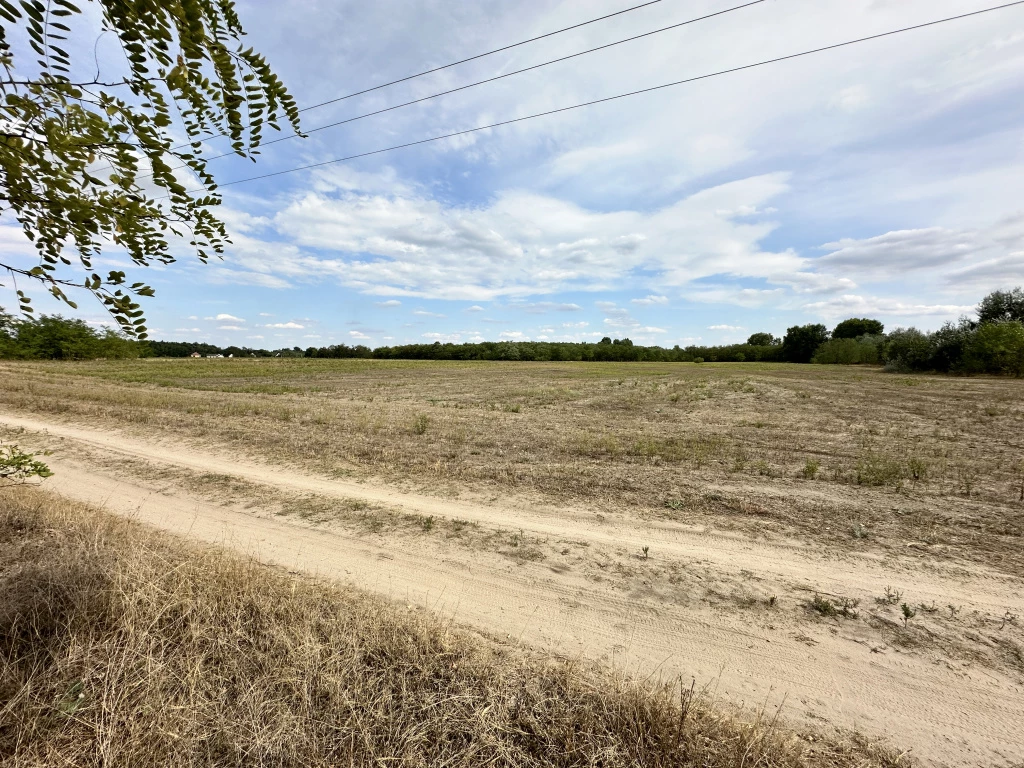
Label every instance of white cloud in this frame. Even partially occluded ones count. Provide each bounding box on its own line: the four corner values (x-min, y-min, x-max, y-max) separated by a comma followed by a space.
412, 309, 446, 318
259, 312, 274, 317
631, 295, 669, 306
708, 325, 744, 331
375, 299, 402, 307
264, 322, 305, 329
513, 301, 583, 313
802, 295, 974, 319
204, 313, 246, 322
499, 331, 525, 339
830, 85, 870, 113
217, 325, 246, 331
423, 332, 463, 342
465, 305, 485, 312
349, 330, 370, 339
239, 174, 802, 301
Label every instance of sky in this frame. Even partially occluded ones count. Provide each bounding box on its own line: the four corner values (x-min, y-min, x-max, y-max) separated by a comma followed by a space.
4, 0, 1024, 348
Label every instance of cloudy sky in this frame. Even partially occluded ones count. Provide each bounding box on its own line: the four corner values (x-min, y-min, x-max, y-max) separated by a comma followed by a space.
6, 0, 1024, 347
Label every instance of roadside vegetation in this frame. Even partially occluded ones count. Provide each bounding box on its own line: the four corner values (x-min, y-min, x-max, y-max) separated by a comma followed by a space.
0, 488, 905, 767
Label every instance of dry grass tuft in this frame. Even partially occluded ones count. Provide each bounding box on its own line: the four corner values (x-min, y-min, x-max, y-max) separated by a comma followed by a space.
0, 488, 906, 767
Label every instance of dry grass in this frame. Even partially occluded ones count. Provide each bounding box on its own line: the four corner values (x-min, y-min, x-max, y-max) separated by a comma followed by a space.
1, 359, 1023, 572
0, 488, 905, 767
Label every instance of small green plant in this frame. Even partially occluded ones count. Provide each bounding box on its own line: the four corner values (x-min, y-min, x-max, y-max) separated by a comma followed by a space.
419, 515, 435, 532
810, 594, 859, 619
907, 457, 928, 485
412, 413, 430, 435
664, 499, 684, 511
876, 586, 902, 605
900, 602, 917, 627
918, 601, 938, 614
947, 604, 962, 619
693, 357, 704, 364
641, 545, 649, 560
801, 458, 820, 480
501, 403, 521, 413
851, 523, 868, 539
753, 459, 773, 477
855, 451, 904, 488
1001, 611, 1019, 630
0, 443, 53, 486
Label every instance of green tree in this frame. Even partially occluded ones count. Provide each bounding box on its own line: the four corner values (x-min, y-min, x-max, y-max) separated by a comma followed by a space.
880, 328, 934, 372
977, 287, 1024, 324
1, 0, 301, 336
963, 321, 1024, 377
781, 324, 829, 364
746, 332, 778, 346
832, 317, 884, 339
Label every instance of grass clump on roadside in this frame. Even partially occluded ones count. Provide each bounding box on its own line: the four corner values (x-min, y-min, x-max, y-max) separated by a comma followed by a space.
0, 489, 909, 767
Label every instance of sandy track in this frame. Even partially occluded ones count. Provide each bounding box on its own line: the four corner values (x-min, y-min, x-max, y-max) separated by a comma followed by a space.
2, 411, 1023, 767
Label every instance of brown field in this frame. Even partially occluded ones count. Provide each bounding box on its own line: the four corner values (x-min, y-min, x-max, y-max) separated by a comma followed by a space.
2, 358, 1023, 766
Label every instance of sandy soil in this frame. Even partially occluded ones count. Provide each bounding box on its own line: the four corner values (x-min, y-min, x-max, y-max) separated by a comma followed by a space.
3, 410, 1022, 767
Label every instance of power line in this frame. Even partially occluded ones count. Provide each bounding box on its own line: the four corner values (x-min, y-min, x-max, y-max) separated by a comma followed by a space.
188, 0, 1024, 194
195, 0, 766, 165
117, 0, 669, 169
297, 0, 668, 115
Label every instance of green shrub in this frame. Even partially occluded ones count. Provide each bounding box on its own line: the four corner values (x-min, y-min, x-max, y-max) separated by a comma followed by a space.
962, 321, 1024, 377
855, 452, 904, 488
880, 328, 934, 372
811, 335, 881, 365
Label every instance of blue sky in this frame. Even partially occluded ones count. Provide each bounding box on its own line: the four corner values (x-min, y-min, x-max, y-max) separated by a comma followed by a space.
4, 0, 1024, 348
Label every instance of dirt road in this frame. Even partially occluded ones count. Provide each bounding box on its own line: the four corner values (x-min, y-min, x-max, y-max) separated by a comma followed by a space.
2, 411, 1022, 767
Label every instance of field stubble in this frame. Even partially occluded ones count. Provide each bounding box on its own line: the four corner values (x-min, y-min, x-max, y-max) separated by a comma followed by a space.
1, 359, 1022, 573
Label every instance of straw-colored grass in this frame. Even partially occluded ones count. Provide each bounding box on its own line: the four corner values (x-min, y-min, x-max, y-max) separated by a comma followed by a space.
1, 358, 1022, 573
0, 488, 905, 767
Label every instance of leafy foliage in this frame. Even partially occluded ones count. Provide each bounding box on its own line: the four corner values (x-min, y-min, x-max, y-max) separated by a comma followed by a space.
832, 317, 884, 339
745, 332, 778, 346
781, 324, 829, 364
1, 308, 143, 358
811, 335, 881, 365
0, 442, 52, 485
879, 328, 934, 373
977, 287, 1024, 324
0, 0, 301, 336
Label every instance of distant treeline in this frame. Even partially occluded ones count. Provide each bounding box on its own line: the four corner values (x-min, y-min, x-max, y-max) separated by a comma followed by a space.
2, 288, 1021, 376
305, 338, 785, 363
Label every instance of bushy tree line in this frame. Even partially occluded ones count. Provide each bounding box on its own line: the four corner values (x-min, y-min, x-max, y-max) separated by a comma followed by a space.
304, 337, 786, 363
0, 312, 308, 360
6, 289, 1020, 376
0, 310, 142, 360
801, 288, 1024, 376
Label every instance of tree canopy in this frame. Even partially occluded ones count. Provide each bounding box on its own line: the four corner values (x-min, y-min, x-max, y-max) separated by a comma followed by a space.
977, 287, 1024, 325
832, 317, 884, 339
746, 332, 778, 346
781, 324, 829, 364
0, 0, 301, 336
